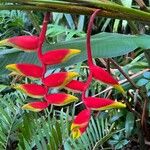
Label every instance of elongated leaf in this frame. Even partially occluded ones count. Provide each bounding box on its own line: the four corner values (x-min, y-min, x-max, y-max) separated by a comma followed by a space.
1, 32, 150, 74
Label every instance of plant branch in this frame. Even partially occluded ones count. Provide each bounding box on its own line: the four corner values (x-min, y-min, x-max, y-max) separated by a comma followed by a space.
109, 58, 139, 89
1, 0, 150, 22
75, 68, 150, 107
75, 0, 150, 21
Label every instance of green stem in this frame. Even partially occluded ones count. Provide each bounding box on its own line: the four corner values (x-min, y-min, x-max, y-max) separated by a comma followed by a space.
76, 0, 150, 20
0, 4, 128, 19
1, 0, 150, 22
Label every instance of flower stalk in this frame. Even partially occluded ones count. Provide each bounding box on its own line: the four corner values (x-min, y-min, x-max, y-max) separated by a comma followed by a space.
37, 12, 50, 81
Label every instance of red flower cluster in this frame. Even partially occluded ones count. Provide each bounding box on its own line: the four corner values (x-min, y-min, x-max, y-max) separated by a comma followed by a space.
71, 9, 126, 139
4, 12, 81, 111
2, 10, 126, 139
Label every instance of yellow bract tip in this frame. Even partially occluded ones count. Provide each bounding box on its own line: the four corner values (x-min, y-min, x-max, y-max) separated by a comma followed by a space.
115, 101, 126, 108
62, 49, 81, 63
6, 64, 23, 76
0, 39, 8, 46
71, 124, 81, 139
69, 49, 81, 55
61, 72, 79, 88
95, 101, 126, 111
6, 64, 16, 70
13, 84, 21, 90
65, 94, 79, 104
114, 84, 126, 95
68, 72, 79, 78
22, 104, 40, 112
72, 129, 81, 139
13, 85, 26, 93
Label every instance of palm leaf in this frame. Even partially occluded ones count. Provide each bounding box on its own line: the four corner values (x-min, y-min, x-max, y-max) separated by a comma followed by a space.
65, 112, 116, 149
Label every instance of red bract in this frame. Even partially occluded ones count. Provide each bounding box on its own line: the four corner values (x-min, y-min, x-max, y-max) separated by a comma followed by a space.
6, 63, 43, 78
84, 97, 126, 110
42, 72, 79, 88
65, 80, 86, 93
22, 101, 48, 112
90, 65, 125, 94
45, 93, 78, 106
0, 36, 39, 51
14, 84, 46, 98
71, 109, 91, 139
41, 49, 81, 65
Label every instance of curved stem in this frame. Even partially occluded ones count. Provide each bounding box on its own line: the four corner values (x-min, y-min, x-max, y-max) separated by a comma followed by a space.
37, 12, 50, 95
82, 9, 101, 104
37, 12, 50, 80
82, 72, 93, 100
38, 12, 50, 59
86, 9, 101, 67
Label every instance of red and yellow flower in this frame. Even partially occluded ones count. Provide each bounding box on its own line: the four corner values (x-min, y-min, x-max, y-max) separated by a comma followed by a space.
41, 49, 81, 65
22, 101, 48, 112
84, 97, 126, 110
45, 93, 78, 106
0, 36, 39, 51
6, 63, 43, 78
14, 84, 46, 98
90, 65, 125, 94
71, 109, 91, 139
65, 80, 86, 93
42, 72, 79, 88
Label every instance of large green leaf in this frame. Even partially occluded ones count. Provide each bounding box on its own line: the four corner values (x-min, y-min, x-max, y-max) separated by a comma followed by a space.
1, 32, 150, 74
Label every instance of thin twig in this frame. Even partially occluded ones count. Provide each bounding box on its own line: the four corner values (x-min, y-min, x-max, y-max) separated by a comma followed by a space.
94, 68, 149, 96
75, 68, 149, 106
106, 58, 111, 73
109, 58, 139, 89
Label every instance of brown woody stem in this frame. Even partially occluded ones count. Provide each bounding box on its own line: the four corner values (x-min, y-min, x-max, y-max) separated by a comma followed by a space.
109, 58, 139, 89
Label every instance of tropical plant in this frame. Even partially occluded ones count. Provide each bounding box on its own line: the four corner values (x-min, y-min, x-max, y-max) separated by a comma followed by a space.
0, 0, 150, 150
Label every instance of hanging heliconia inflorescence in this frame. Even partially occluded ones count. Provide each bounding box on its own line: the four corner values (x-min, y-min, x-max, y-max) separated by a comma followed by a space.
71, 9, 126, 139
4, 12, 80, 111
3, 10, 126, 140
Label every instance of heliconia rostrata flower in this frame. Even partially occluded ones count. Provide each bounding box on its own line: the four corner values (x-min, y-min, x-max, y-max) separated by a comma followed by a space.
71, 109, 91, 139
22, 101, 48, 112
5, 11, 127, 140
14, 84, 46, 98
6, 63, 43, 78
70, 9, 126, 139
65, 80, 86, 93
0, 36, 39, 51
45, 93, 78, 106
90, 65, 125, 94
41, 49, 81, 65
84, 97, 126, 110
42, 72, 79, 88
